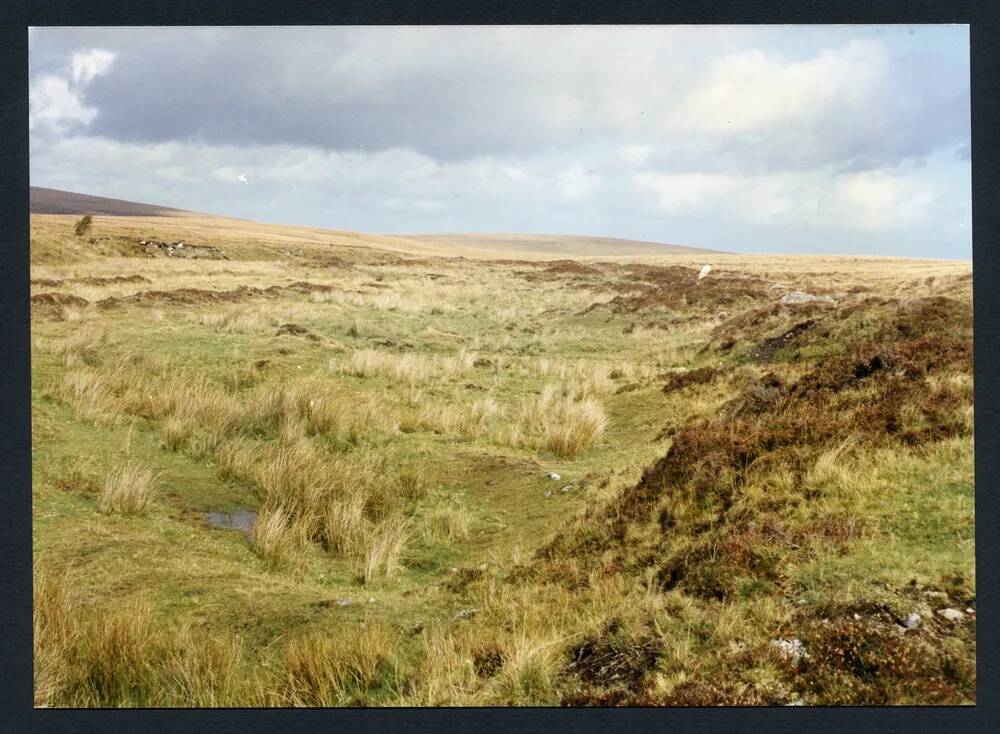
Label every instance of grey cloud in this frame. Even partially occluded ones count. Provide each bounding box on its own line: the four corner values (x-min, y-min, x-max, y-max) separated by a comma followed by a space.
30, 26, 969, 169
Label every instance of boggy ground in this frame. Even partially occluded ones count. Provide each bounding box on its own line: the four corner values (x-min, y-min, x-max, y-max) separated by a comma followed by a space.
30, 214, 974, 706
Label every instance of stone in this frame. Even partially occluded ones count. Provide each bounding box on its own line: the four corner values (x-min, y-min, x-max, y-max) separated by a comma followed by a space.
780, 290, 836, 305
697, 264, 712, 280
561, 485, 573, 493
454, 607, 478, 621
336, 598, 352, 607
938, 608, 965, 622
547, 472, 561, 480
771, 638, 808, 661
544, 490, 552, 498
905, 612, 922, 629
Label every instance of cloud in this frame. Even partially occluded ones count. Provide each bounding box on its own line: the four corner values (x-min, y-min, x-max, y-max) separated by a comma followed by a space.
636, 167, 936, 232
30, 47, 115, 132
71, 48, 115, 85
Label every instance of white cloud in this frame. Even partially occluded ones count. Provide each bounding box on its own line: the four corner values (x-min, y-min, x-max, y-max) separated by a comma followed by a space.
30, 47, 115, 132
636, 167, 934, 232
71, 48, 116, 86
29, 75, 97, 131
619, 145, 652, 167
558, 165, 601, 199
665, 41, 888, 136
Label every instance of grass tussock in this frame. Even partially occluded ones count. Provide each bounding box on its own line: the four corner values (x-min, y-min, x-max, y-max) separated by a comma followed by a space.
251, 505, 303, 570
422, 503, 474, 544
354, 515, 411, 583
98, 463, 157, 516
283, 620, 402, 706
342, 348, 477, 384
34, 569, 264, 707
503, 385, 607, 457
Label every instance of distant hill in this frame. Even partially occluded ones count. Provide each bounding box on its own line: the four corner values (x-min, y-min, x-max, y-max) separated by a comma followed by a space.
29, 187, 723, 259
401, 232, 725, 257
29, 187, 193, 217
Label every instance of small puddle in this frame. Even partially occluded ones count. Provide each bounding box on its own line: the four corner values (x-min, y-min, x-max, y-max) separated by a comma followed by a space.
204, 507, 256, 534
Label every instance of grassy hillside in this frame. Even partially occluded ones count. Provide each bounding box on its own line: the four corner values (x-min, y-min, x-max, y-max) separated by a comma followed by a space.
30, 213, 974, 706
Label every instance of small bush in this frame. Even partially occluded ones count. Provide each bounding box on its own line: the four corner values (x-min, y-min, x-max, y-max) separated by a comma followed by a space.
74, 213, 94, 237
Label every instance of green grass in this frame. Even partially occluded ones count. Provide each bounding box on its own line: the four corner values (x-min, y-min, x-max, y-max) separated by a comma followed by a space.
30, 223, 975, 706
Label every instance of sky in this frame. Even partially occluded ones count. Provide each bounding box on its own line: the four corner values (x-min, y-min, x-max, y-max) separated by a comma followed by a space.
28, 25, 971, 258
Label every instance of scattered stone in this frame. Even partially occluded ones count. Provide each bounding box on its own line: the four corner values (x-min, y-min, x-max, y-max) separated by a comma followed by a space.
905, 612, 922, 629
547, 472, 561, 480
853, 613, 862, 621
454, 607, 478, 621
785, 699, 806, 706
772, 638, 808, 661
368, 597, 376, 604
697, 264, 712, 281
966, 607, 975, 614
923, 590, 949, 600
336, 598, 352, 607
560, 485, 573, 493
544, 490, 552, 498
779, 290, 835, 305
938, 608, 964, 622
136, 238, 227, 260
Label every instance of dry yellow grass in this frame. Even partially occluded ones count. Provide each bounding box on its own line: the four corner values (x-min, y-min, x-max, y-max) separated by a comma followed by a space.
283, 620, 400, 706
98, 463, 157, 516
355, 515, 411, 583
251, 505, 302, 570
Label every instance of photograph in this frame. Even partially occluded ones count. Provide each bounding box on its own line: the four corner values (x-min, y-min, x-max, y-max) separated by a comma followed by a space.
27, 24, 974, 707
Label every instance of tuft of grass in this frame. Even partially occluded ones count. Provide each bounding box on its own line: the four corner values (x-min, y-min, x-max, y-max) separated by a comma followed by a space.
355, 515, 410, 583
543, 399, 607, 457
98, 463, 157, 516
283, 620, 401, 706
422, 503, 474, 544
251, 505, 302, 571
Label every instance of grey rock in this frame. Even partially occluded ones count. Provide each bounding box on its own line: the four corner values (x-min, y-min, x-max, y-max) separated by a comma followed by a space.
905, 612, 922, 629
547, 472, 561, 480
454, 607, 478, 621
771, 638, 808, 661
561, 485, 573, 493
780, 290, 836, 305
938, 608, 965, 622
